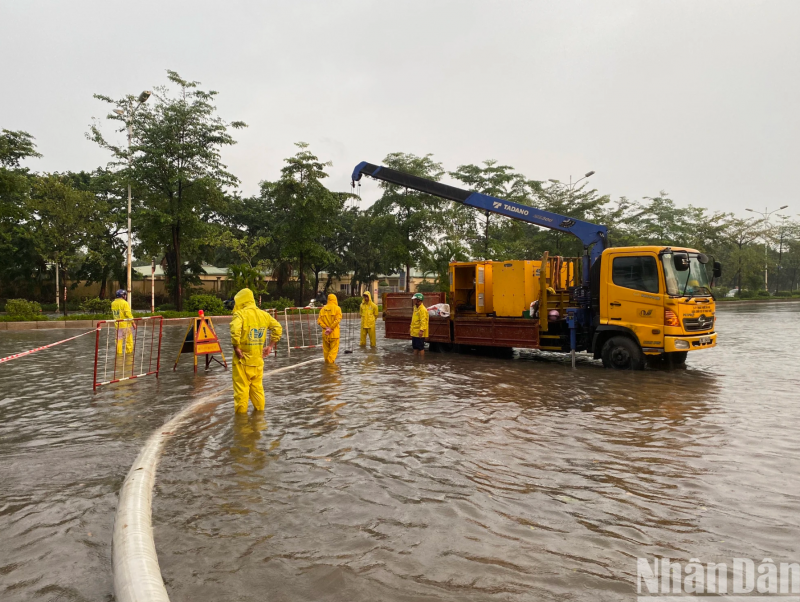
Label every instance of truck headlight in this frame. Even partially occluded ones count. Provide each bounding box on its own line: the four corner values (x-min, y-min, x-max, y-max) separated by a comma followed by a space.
675, 340, 690, 350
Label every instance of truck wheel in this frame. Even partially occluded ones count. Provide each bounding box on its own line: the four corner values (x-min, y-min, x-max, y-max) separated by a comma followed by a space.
664, 351, 688, 367
601, 336, 645, 370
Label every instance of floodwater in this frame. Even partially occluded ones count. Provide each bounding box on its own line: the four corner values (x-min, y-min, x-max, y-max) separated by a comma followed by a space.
1, 303, 799, 601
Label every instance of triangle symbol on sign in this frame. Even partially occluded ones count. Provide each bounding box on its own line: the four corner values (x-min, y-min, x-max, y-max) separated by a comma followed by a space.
196, 318, 219, 343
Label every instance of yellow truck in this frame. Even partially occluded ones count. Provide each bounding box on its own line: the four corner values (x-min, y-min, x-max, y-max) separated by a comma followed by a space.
355, 161, 721, 369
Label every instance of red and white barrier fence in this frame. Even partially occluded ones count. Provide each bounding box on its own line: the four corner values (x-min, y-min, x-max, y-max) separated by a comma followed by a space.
283, 306, 322, 354
93, 316, 163, 391
0, 329, 96, 365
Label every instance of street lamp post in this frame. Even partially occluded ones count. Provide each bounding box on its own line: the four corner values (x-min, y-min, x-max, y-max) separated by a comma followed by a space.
114, 90, 151, 303
549, 171, 596, 193
745, 205, 789, 291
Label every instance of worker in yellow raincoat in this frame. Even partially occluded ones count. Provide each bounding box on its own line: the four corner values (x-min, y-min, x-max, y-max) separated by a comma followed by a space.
230, 288, 283, 413
111, 289, 135, 355
317, 294, 342, 363
359, 291, 379, 347
410, 292, 428, 356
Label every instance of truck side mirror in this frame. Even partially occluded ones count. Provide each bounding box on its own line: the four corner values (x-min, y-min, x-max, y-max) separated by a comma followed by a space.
673, 252, 690, 271
713, 261, 722, 278
697, 253, 709, 264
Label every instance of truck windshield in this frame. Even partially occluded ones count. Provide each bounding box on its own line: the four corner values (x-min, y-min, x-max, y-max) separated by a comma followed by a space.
661, 254, 712, 297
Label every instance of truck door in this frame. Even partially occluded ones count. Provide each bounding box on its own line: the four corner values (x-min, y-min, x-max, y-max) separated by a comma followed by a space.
604, 253, 664, 348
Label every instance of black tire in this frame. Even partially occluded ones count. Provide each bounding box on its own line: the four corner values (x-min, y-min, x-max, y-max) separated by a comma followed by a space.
601, 336, 645, 370
664, 351, 688, 367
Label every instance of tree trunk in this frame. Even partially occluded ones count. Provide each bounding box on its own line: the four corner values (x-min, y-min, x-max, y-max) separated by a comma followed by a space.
737, 244, 742, 293
274, 260, 289, 297
313, 268, 321, 298
173, 224, 183, 311
99, 277, 107, 300
298, 253, 305, 307
175, 181, 183, 311
406, 263, 411, 293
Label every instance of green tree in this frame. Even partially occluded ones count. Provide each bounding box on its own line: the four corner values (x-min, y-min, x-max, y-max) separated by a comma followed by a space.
340, 209, 398, 294
419, 239, 470, 291
0, 130, 42, 297
309, 194, 362, 298
532, 180, 611, 257
0, 129, 41, 168
719, 217, 763, 293
623, 193, 726, 250
781, 230, 800, 292
371, 152, 446, 290
66, 169, 127, 298
221, 193, 287, 294
449, 160, 535, 259
309, 203, 349, 296
215, 229, 271, 270
89, 70, 246, 309
214, 229, 271, 295
28, 174, 99, 315
258, 143, 346, 305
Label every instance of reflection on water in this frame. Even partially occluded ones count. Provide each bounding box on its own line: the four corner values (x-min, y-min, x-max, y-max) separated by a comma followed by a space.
1, 303, 799, 601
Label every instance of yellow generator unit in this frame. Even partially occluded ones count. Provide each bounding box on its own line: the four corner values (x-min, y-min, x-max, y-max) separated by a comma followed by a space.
492, 260, 539, 318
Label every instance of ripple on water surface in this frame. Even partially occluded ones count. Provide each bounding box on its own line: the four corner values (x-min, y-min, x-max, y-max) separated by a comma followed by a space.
1, 305, 799, 601
153, 305, 800, 602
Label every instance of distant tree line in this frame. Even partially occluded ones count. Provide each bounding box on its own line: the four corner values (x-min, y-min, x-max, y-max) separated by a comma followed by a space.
2, 71, 798, 310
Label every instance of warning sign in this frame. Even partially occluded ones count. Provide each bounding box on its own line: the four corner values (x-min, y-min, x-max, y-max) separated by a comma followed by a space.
196, 318, 217, 342
173, 312, 228, 372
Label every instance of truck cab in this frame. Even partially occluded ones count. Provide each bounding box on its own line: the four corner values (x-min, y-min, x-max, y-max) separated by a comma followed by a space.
593, 246, 717, 368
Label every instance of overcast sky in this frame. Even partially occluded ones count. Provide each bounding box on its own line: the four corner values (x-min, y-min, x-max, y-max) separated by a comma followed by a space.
2, 0, 798, 217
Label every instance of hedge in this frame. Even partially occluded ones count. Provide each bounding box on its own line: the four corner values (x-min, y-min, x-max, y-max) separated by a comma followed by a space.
5, 299, 44, 320
185, 294, 226, 315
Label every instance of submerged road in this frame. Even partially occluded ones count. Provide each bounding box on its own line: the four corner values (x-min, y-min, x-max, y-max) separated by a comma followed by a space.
0, 303, 798, 601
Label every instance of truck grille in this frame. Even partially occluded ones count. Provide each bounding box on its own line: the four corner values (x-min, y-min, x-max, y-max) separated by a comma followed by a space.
683, 314, 714, 332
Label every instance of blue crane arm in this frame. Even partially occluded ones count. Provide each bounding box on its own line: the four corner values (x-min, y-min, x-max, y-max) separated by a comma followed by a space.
353, 161, 608, 268
352, 161, 609, 266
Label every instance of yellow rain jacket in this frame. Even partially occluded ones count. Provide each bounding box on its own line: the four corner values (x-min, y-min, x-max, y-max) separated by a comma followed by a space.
230, 288, 283, 367
317, 294, 342, 339
111, 297, 134, 354
111, 297, 134, 325
410, 302, 429, 338
359, 292, 379, 329
230, 288, 283, 413
318, 294, 342, 363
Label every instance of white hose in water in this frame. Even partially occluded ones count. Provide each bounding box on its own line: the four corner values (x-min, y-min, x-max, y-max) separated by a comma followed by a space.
112, 357, 324, 602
